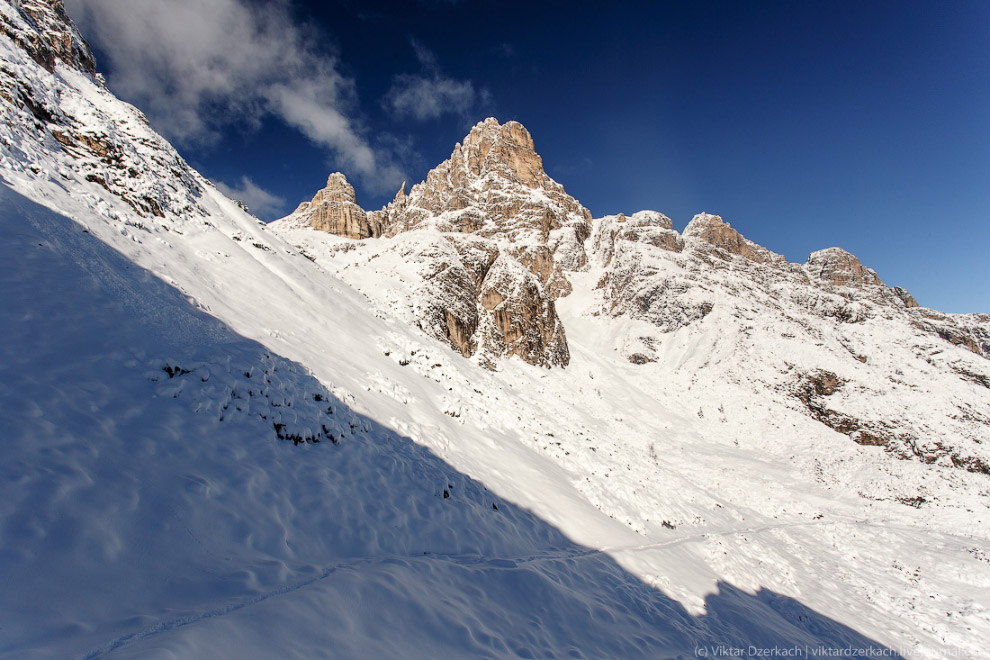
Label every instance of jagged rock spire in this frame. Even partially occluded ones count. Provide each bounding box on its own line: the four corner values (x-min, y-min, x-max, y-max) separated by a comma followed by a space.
456, 117, 546, 188
279, 118, 586, 368
291, 172, 380, 240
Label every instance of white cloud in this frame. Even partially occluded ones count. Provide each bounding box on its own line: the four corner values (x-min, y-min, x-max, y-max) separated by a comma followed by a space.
214, 176, 286, 219
385, 75, 477, 121
383, 41, 482, 121
64, 0, 401, 188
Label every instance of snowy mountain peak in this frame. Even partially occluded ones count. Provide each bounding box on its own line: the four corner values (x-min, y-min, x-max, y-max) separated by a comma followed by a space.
323, 171, 355, 193
372, 116, 592, 243
627, 209, 675, 230
455, 117, 546, 189
275, 117, 594, 368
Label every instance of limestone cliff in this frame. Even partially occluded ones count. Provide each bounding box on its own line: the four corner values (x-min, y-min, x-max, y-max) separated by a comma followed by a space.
279, 118, 585, 368
683, 213, 784, 264
804, 248, 884, 288
293, 173, 381, 240
278, 119, 987, 377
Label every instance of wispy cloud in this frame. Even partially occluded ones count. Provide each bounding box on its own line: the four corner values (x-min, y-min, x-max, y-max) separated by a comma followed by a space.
383, 40, 485, 121
64, 0, 402, 188
214, 176, 286, 220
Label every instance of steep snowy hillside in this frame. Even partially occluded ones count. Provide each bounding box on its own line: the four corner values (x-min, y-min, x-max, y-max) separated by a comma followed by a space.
274, 121, 990, 507
275, 130, 990, 656
9, 183, 834, 660
2, 2, 989, 659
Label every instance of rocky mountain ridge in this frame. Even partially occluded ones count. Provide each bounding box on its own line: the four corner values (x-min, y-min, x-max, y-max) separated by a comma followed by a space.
280, 118, 592, 368
276, 119, 990, 478
0, 0, 94, 75
0, 0, 209, 223
279, 119, 988, 367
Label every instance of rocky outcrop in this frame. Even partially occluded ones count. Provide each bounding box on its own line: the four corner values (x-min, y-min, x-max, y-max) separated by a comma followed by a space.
591, 211, 683, 268
914, 311, 990, 358
0, 0, 206, 221
369, 119, 592, 303
0, 0, 96, 75
589, 212, 714, 340
802, 248, 930, 314
283, 118, 588, 368
892, 287, 919, 308
293, 173, 381, 239
373, 118, 591, 244
390, 235, 494, 359
804, 248, 884, 288
683, 213, 784, 264
793, 370, 909, 451
476, 255, 569, 367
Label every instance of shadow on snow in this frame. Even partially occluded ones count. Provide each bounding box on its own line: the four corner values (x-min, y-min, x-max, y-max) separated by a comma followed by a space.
0, 185, 902, 659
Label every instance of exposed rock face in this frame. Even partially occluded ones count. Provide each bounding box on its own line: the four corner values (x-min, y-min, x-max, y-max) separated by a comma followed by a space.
579, 200, 990, 473
892, 286, 919, 308
0, 0, 206, 220
477, 255, 569, 367
278, 118, 988, 385
802, 248, 932, 316
804, 248, 884, 288
373, 118, 591, 243
294, 173, 380, 240
914, 311, 990, 358
0, 0, 96, 75
371, 118, 592, 301
282, 118, 587, 368
683, 213, 783, 264
590, 213, 712, 336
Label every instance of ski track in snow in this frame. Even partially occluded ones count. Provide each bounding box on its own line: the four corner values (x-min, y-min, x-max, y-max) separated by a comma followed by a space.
79, 514, 958, 660
77, 518, 847, 660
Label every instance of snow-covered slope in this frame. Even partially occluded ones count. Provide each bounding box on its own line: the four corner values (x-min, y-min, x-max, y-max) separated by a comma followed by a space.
274, 149, 990, 658
2, 2, 989, 658
3, 185, 732, 659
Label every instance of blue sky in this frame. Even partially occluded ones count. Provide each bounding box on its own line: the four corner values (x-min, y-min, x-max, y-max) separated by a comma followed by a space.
66, 0, 989, 312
